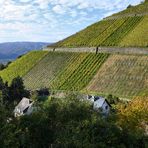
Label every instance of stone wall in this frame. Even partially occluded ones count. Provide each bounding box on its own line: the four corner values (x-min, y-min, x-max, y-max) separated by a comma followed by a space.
43, 47, 148, 55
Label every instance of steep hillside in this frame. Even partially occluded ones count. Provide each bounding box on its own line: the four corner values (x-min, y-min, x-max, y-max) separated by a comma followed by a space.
86, 54, 148, 98
23, 52, 109, 90
0, 2, 147, 99
0, 51, 48, 84
23, 52, 75, 90
49, 2, 148, 48
51, 53, 109, 91
0, 51, 147, 98
119, 16, 148, 47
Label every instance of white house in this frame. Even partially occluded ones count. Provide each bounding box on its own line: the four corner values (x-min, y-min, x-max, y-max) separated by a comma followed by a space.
87, 95, 111, 115
14, 97, 34, 117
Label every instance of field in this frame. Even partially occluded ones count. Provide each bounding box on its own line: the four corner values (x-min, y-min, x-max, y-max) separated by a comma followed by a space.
23, 52, 76, 90
49, 2, 148, 48
23, 52, 109, 90
56, 19, 115, 47
50, 16, 147, 48
119, 16, 148, 47
52, 53, 110, 91
101, 16, 142, 46
86, 54, 148, 98
51, 53, 89, 89
0, 51, 48, 84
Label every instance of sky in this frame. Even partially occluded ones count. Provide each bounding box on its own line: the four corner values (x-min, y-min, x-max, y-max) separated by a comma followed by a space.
0, 0, 142, 43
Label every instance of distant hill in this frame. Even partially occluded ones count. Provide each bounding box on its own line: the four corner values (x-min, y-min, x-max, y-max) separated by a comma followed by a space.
49, 2, 148, 48
0, 42, 51, 63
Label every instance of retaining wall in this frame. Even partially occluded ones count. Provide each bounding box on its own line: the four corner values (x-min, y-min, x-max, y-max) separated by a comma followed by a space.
43, 47, 148, 55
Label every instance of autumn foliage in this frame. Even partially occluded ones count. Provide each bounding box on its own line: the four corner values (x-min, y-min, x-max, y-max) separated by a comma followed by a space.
117, 97, 148, 135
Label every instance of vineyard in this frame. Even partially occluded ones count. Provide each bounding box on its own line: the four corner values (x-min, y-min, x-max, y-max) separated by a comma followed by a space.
50, 16, 147, 48
0, 51, 48, 84
86, 55, 148, 98
89, 18, 127, 46
101, 16, 143, 46
49, 2, 148, 48
51, 53, 110, 91
51, 53, 89, 89
56, 19, 115, 47
23, 52, 109, 90
119, 16, 148, 47
23, 52, 76, 90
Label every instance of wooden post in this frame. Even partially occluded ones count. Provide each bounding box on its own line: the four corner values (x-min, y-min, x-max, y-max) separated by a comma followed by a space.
96, 46, 99, 54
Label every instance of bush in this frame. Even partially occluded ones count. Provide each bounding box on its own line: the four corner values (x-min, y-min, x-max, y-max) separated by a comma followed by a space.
0, 63, 5, 70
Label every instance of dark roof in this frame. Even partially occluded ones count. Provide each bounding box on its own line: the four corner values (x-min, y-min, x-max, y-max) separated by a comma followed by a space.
94, 96, 100, 101
105, 99, 112, 107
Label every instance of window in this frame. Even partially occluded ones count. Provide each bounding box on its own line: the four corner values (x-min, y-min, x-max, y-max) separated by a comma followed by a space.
105, 106, 108, 110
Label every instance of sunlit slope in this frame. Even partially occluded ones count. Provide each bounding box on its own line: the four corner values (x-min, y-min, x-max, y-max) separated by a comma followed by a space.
51, 16, 147, 47
0, 51, 48, 84
54, 19, 115, 47
23, 52, 75, 90
49, 2, 148, 48
51, 53, 109, 91
23, 52, 109, 90
119, 16, 148, 47
86, 55, 148, 98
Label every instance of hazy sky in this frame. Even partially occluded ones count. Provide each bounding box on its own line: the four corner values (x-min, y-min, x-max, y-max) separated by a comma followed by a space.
0, 0, 142, 43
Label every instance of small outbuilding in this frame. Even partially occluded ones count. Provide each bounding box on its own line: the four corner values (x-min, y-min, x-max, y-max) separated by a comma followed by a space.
87, 95, 111, 115
14, 97, 34, 117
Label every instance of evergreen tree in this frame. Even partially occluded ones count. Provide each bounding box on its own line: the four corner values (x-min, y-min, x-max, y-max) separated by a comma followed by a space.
0, 63, 5, 70
9, 76, 28, 103
0, 77, 4, 90
2, 82, 10, 104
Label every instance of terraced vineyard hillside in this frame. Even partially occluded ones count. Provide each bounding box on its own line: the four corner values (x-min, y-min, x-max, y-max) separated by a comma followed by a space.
86, 55, 148, 98
0, 50, 147, 98
24, 52, 75, 89
23, 52, 109, 90
0, 1, 147, 99
119, 16, 148, 47
48, 2, 148, 48
51, 53, 109, 91
0, 51, 48, 84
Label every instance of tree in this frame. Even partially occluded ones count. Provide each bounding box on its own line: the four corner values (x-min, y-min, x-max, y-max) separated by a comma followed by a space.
5, 61, 12, 68
0, 63, 5, 70
2, 82, 10, 105
0, 102, 20, 147
9, 76, 29, 103
107, 94, 119, 104
117, 97, 148, 136
0, 78, 10, 105
0, 77, 4, 90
